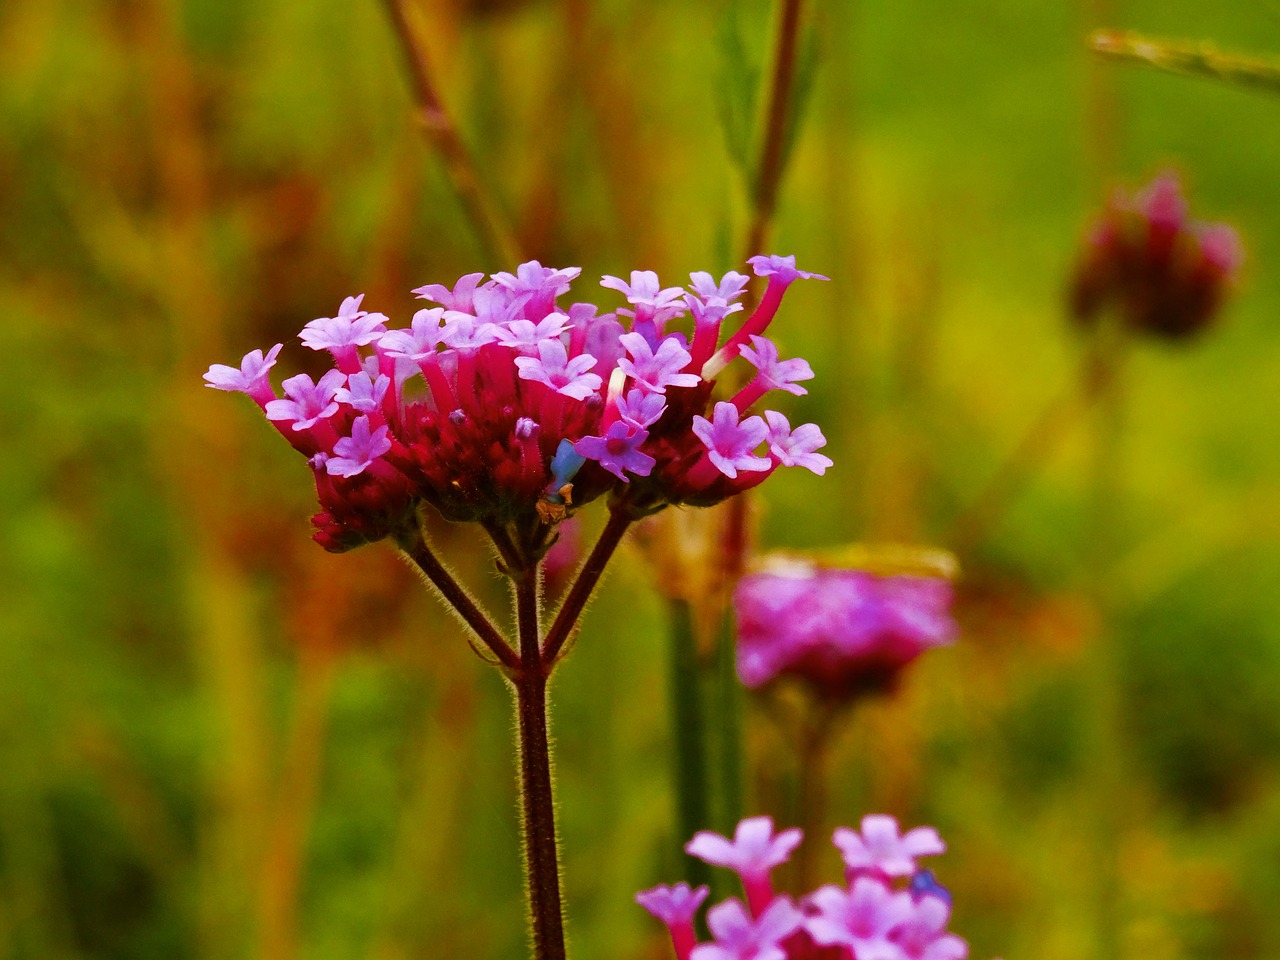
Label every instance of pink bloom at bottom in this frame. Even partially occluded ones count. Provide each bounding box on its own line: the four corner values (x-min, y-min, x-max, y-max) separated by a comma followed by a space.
640, 815, 977, 960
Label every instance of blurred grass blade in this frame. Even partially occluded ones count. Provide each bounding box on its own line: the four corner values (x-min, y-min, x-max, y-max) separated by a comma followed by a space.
716, 0, 762, 175
666, 599, 713, 890
1092, 30, 1280, 95
777, 16, 819, 191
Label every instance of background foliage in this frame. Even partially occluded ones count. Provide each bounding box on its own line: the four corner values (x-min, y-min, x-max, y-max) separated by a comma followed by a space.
3, 1, 1280, 958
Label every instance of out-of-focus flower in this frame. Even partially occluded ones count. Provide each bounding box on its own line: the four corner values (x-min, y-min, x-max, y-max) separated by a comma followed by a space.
733, 557, 957, 700
1069, 171, 1242, 340
205, 257, 830, 552
638, 816, 972, 960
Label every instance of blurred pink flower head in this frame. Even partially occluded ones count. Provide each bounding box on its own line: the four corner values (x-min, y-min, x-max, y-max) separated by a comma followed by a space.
734, 558, 957, 700
1069, 170, 1243, 341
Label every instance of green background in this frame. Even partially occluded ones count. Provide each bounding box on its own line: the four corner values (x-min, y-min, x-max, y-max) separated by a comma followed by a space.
3, 1, 1279, 958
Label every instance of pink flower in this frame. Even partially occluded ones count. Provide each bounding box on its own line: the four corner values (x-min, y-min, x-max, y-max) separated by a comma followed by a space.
734, 560, 955, 699
203, 343, 282, 407
687, 816, 802, 915
640, 815, 976, 960
205, 255, 828, 552
618, 332, 701, 394
764, 412, 832, 475
514, 339, 603, 399
833, 815, 945, 880
747, 254, 830, 286
691, 898, 804, 960
637, 883, 711, 960
806, 877, 916, 956
1069, 170, 1243, 340
692, 403, 771, 479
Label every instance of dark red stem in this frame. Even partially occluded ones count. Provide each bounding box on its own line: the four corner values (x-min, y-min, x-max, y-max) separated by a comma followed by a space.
541, 505, 633, 666
396, 528, 519, 672
513, 567, 567, 960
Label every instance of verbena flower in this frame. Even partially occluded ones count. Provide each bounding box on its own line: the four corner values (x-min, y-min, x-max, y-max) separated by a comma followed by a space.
205, 257, 829, 552
734, 557, 956, 700
1069, 171, 1242, 340
639, 816, 973, 960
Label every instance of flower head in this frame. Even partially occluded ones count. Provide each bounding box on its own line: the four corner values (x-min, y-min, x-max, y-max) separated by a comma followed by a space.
833, 815, 946, 880
205, 254, 828, 551
734, 558, 956, 699
1069, 171, 1242, 340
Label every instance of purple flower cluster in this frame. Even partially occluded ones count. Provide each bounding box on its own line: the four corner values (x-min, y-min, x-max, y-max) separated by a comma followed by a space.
734, 558, 956, 700
638, 815, 968, 960
205, 256, 829, 551
1069, 171, 1242, 340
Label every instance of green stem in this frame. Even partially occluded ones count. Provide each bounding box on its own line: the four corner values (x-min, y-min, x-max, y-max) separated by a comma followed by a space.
1083, 319, 1129, 960
1092, 29, 1280, 96
667, 599, 713, 889
713, 613, 745, 834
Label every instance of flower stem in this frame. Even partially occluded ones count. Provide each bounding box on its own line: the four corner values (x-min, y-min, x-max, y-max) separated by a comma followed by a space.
1091, 29, 1280, 96
396, 526, 520, 672
542, 505, 633, 666
667, 599, 713, 891
513, 567, 567, 960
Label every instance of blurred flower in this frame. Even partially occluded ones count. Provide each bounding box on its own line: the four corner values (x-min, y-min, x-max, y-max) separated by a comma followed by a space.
639, 815, 971, 960
734, 557, 957, 700
1069, 171, 1242, 340
205, 257, 830, 552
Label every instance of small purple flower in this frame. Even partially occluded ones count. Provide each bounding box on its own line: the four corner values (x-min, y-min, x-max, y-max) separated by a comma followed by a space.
686, 816, 801, 916
514, 339, 602, 400
573, 420, 655, 480
764, 411, 832, 475
739, 336, 814, 396
335, 371, 391, 414
411, 272, 485, 311
834, 815, 946, 880
378, 308, 446, 362
691, 403, 770, 479
689, 270, 750, 305
439, 312, 501, 350
265, 370, 347, 431
894, 895, 969, 960
616, 388, 667, 428
492, 314, 571, 352
326, 416, 393, 478
690, 898, 804, 960
806, 877, 916, 956
601, 270, 687, 313
300, 295, 389, 352
203, 343, 283, 406
637, 883, 711, 960
492, 260, 582, 297
747, 255, 830, 285
618, 332, 701, 394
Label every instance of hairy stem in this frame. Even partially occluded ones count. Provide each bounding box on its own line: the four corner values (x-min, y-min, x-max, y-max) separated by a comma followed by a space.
542, 506, 633, 665
1092, 29, 1280, 95
381, 0, 522, 265
396, 527, 519, 672
513, 568, 566, 960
